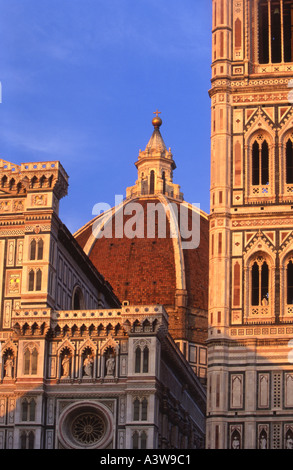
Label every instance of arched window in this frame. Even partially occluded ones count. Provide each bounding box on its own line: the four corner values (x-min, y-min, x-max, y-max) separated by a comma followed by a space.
133, 398, 148, 421
24, 348, 38, 375
135, 347, 141, 373
135, 346, 149, 373
132, 431, 139, 450
251, 258, 269, 306
30, 240, 36, 260
29, 399, 36, 421
30, 239, 43, 261
24, 349, 31, 375
28, 270, 35, 291
132, 431, 147, 450
37, 239, 44, 260
21, 399, 36, 422
259, 0, 293, 64
287, 260, 293, 304
72, 286, 84, 310
31, 349, 38, 374
21, 400, 28, 421
20, 432, 27, 449
20, 431, 35, 449
271, 4, 282, 63
141, 398, 148, 421
28, 269, 42, 292
286, 139, 293, 184
150, 170, 155, 195
252, 139, 269, 186
143, 347, 149, 373
73, 291, 81, 309
162, 171, 166, 194
133, 399, 140, 420
284, 1, 293, 62
36, 269, 42, 291
140, 432, 147, 449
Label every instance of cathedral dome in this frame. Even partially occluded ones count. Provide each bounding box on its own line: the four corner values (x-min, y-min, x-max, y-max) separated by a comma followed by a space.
74, 115, 209, 348
75, 195, 209, 311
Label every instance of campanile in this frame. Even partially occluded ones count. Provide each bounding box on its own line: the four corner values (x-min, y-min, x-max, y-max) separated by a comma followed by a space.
207, 0, 293, 449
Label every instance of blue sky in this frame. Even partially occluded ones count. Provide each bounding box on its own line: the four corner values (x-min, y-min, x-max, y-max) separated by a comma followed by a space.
0, 0, 212, 233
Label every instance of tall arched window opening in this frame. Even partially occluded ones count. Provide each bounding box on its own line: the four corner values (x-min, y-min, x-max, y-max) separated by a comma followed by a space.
287, 260, 293, 304
72, 286, 84, 310
162, 171, 166, 194
284, 1, 293, 61
28, 269, 42, 292
150, 170, 155, 195
31, 349, 38, 375
28, 270, 35, 291
140, 432, 147, 449
259, 0, 293, 64
132, 432, 139, 449
132, 431, 147, 450
133, 399, 140, 420
24, 349, 31, 375
24, 348, 38, 375
251, 259, 269, 306
30, 240, 36, 260
134, 346, 149, 373
29, 399, 36, 421
36, 269, 42, 291
20, 431, 34, 449
143, 347, 149, 373
73, 291, 81, 309
21, 400, 28, 421
37, 239, 44, 260
21, 399, 36, 422
286, 139, 293, 184
252, 139, 269, 186
271, 4, 282, 63
135, 347, 141, 373
30, 239, 43, 261
141, 398, 148, 421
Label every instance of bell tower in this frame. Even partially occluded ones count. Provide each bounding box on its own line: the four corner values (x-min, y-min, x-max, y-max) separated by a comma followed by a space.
207, 0, 293, 449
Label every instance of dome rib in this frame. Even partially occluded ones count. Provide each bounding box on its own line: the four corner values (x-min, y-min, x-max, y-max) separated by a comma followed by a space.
157, 194, 186, 292
83, 200, 126, 257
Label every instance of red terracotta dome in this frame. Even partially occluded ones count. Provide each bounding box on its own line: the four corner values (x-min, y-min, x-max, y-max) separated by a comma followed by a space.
74, 196, 209, 312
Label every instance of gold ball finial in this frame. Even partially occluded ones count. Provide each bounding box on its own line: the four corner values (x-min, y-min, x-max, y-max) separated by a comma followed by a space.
152, 110, 162, 128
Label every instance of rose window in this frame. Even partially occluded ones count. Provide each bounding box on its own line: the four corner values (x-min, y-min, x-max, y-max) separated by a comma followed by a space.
71, 413, 105, 445
58, 402, 112, 449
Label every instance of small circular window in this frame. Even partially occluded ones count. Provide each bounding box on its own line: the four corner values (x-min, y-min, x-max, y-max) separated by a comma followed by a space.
58, 402, 112, 449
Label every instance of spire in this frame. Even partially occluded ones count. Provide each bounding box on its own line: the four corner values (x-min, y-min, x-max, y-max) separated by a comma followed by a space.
145, 111, 167, 153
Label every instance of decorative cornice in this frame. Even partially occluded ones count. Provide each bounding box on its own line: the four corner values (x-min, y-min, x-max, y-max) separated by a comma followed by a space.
11, 305, 169, 339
